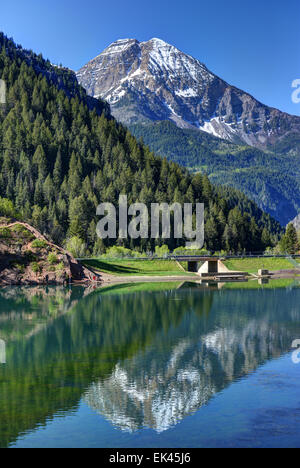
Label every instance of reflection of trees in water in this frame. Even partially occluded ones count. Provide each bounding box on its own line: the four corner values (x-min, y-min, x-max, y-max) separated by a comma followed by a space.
0, 286, 300, 445
0, 286, 207, 447
0, 286, 89, 342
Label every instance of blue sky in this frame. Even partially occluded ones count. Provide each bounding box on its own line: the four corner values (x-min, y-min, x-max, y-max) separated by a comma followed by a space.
1, 0, 299, 115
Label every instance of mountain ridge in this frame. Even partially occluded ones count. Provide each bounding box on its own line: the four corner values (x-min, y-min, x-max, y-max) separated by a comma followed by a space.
0, 31, 281, 255
77, 38, 300, 151
76, 38, 300, 224
129, 120, 300, 224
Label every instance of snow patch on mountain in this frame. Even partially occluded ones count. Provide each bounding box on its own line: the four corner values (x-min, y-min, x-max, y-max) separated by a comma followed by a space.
77, 37, 300, 149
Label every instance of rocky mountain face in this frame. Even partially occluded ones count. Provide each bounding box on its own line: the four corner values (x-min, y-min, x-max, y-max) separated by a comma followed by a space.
291, 213, 300, 230
77, 38, 300, 150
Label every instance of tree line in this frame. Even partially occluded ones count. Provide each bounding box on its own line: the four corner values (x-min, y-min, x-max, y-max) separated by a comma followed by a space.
0, 33, 283, 256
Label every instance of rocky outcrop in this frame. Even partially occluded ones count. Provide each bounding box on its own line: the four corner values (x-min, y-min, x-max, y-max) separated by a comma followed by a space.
0, 219, 101, 285
77, 38, 300, 150
291, 213, 300, 230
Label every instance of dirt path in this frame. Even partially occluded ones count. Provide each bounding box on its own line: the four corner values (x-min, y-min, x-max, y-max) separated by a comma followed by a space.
100, 274, 199, 285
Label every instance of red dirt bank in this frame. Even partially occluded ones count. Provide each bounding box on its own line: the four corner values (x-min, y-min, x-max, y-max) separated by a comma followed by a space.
0, 219, 102, 286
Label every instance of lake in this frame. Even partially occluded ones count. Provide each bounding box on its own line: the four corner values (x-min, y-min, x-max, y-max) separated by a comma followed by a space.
0, 279, 300, 448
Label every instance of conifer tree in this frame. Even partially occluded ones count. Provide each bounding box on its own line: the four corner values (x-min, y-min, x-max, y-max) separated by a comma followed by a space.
0, 32, 282, 256
280, 224, 299, 254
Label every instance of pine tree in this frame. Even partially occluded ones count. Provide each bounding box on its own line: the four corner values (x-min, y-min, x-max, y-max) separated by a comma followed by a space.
53, 148, 62, 188
0, 31, 282, 255
280, 224, 299, 254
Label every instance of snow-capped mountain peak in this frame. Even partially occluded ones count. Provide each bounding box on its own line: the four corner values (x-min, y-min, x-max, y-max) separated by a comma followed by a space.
77, 38, 300, 147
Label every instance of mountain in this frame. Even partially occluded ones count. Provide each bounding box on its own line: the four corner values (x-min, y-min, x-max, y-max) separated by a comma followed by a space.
291, 213, 300, 230
77, 39, 300, 224
129, 121, 300, 225
0, 32, 282, 254
77, 38, 300, 151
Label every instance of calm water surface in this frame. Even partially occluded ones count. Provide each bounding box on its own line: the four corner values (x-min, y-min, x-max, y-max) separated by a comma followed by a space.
0, 280, 300, 448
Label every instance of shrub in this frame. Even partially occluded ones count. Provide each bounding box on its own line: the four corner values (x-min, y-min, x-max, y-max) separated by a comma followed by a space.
0, 227, 12, 239
212, 250, 227, 257
103, 246, 143, 259
11, 224, 34, 240
65, 237, 86, 258
0, 198, 19, 218
31, 262, 42, 274
31, 239, 48, 249
155, 245, 170, 257
47, 253, 59, 265
173, 247, 210, 256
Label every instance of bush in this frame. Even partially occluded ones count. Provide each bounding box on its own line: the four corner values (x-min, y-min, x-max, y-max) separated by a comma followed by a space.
102, 246, 144, 259
0, 198, 19, 218
31, 262, 42, 274
173, 247, 211, 256
31, 239, 48, 249
0, 227, 12, 239
155, 245, 170, 257
47, 253, 59, 265
11, 224, 34, 240
65, 237, 86, 258
56, 262, 64, 271
264, 246, 278, 255
212, 250, 227, 257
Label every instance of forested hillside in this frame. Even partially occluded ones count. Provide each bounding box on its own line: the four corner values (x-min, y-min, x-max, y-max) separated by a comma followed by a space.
0, 33, 282, 254
130, 121, 300, 225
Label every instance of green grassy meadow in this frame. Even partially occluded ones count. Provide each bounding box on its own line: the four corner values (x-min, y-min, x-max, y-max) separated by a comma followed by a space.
82, 258, 196, 277
223, 257, 298, 274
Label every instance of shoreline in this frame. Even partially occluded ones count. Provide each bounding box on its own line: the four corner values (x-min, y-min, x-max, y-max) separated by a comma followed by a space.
95, 269, 300, 287
0, 269, 299, 287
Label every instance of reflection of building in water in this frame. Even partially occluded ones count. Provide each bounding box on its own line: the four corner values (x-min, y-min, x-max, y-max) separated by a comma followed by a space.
0, 339, 6, 364
84, 317, 296, 433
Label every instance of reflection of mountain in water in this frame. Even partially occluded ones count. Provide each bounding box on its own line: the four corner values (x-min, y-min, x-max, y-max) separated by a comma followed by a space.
85, 338, 215, 433
85, 289, 300, 433
1, 284, 300, 445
